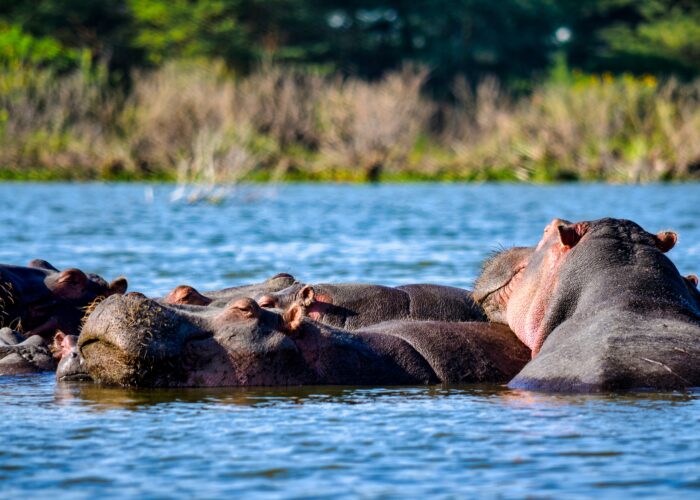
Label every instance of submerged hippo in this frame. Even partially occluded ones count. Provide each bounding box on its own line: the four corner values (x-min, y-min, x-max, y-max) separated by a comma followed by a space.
0, 327, 54, 375
476, 217, 700, 392
255, 282, 486, 328
0, 260, 127, 340
162, 273, 297, 307
73, 294, 529, 387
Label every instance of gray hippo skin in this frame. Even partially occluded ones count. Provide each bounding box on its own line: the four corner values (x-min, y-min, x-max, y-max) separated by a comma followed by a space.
0, 328, 55, 375
477, 217, 700, 392
255, 282, 486, 329
685, 274, 700, 308
161, 273, 297, 307
0, 259, 127, 340
74, 294, 529, 387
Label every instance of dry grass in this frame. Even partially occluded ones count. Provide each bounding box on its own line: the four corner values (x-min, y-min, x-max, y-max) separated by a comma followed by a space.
318, 66, 432, 180
1, 62, 700, 182
446, 74, 700, 181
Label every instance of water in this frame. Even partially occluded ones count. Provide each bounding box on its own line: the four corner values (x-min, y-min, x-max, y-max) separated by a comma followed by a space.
1, 183, 699, 498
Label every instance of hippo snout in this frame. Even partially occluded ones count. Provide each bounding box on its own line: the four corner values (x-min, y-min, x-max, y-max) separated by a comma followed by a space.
79, 294, 209, 386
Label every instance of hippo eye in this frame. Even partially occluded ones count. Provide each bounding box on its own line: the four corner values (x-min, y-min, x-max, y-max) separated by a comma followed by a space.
257, 296, 276, 308
477, 265, 525, 305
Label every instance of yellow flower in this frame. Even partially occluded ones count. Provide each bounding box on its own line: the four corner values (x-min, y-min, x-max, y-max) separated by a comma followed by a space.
642, 74, 657, 87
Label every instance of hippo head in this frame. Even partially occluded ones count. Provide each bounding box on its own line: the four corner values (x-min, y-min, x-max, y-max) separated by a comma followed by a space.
162, 273, 298, 307
0, 261, 128, 339
256, 282, 312, 309
54, 331, 90, 381
163, 285, 213, 306
473, 247, 534, 324
475, 218, 680, 356
78, 294, 314, 387
45, 268, 127, 304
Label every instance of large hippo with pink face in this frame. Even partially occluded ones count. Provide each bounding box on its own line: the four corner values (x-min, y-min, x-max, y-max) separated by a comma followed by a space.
474, 217, 700, 392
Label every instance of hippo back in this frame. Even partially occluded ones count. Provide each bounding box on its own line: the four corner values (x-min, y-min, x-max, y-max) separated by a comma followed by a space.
396, 284, 486, 322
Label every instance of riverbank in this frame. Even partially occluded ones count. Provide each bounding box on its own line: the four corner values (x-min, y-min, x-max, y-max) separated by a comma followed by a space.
3, 62, 700, 184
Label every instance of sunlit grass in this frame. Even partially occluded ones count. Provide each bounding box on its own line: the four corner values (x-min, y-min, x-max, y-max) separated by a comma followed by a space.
1, 61, 699, 183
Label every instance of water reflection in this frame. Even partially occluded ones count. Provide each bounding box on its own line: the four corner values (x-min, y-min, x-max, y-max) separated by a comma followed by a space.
54, 380, 699, 411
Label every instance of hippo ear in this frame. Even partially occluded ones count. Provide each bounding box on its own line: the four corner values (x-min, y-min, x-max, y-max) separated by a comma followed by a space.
28, 259, 59, 271
270, 273, 294, 281
654, 231, 677, 253
54, 269, 88, 299
282, 303, 304, 333
52, 330, 66, 354
557, 223, 588, 248
686, 274, 699, 288
108, 277, 128, 296
298, 285, 315, 307
57, 268, 88, 287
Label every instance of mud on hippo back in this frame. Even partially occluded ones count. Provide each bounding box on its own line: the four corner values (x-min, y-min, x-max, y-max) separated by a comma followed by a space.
73, 293, 528, 387
475, 217, 700, 392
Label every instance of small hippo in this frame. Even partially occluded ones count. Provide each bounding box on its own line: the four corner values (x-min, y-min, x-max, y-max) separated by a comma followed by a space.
74, 294, 529, 387
255, 282, 486, 329
0, 330, 55, 375
475, 217, 700, 392
54, 332, 89, 381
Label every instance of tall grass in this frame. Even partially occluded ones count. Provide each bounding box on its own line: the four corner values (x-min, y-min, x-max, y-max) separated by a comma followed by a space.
2, 61, 699, 182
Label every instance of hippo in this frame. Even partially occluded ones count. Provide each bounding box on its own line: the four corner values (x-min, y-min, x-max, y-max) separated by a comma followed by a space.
162, 273, 298, 307
476, 217, 700, 392
73, 294, 529, 387
0, 328, 55, 375
0, 260, 127, 341
255, 282, 486, 329
54, 332, 89, 381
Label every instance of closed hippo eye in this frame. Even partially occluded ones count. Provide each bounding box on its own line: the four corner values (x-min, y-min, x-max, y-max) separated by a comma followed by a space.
224, 298, 261, 320
257, 295, 277, 308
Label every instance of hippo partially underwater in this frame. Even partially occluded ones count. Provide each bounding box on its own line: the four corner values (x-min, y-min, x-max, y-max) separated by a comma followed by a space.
0, 260, 127, 375
12, 216, 700, 393
71, 294, 528, 387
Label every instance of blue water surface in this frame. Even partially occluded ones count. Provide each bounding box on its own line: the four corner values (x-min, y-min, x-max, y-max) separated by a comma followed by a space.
0, 183, 699, 498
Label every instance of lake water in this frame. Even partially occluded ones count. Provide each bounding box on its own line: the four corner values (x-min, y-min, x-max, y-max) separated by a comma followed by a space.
1, 183, 699, 498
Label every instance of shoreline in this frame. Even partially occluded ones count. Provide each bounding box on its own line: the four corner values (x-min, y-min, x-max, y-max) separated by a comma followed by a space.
1, 167, 698, 184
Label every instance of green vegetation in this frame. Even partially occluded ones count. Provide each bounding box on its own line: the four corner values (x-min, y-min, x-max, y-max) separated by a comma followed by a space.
1, 1, 700, 183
